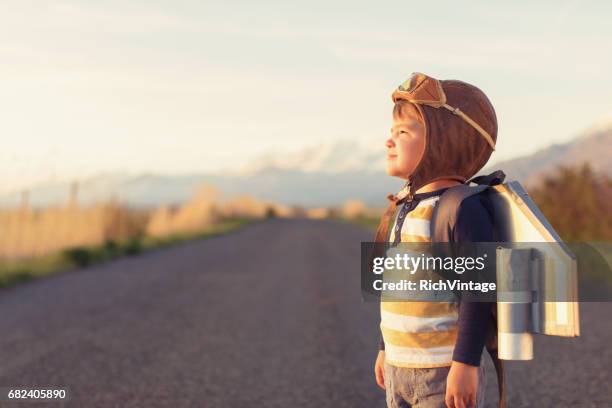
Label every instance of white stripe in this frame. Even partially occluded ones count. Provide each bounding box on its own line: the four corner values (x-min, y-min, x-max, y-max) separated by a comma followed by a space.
380, 310, 458, 333
400, 218, 431, 237
418, 197, 440, 207
385, 343, 454, 365
390, 198, 438, 242
383, 195, 450, 367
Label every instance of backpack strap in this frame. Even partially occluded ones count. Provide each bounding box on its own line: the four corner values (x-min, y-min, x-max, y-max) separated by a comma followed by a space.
430, 170, 507, 408
487, 312, 507, 408
430, 169, 505, 241
467, 169, 506, 187
429, 184, 489, 242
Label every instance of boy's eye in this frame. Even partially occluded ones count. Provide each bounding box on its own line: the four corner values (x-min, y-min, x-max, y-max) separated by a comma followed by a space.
391, 128, 412, 137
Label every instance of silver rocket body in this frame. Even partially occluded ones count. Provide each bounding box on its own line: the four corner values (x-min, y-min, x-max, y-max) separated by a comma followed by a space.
487, 181, 580, 360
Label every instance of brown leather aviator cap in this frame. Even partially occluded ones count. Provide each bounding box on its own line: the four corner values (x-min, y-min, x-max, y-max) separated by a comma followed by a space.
392, 72, 498, 195
372, 73, 498, 244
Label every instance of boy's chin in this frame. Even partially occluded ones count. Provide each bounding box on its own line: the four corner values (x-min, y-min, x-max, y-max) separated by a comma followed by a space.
386, 166, 409, 180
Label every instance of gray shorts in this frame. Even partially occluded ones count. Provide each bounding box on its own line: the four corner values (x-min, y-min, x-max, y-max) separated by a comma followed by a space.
383, 361, 486, 408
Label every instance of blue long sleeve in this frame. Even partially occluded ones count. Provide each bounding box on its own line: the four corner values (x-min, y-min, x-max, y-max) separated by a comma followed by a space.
451, 194, 495, 366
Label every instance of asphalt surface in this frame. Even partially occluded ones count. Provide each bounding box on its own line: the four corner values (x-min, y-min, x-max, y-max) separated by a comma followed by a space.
0, 219, 610, 407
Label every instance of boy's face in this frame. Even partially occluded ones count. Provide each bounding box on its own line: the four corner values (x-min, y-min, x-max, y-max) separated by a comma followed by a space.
385, 104, 426, 179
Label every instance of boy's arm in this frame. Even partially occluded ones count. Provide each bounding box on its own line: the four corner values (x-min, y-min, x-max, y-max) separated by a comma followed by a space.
451, 194, 494, 366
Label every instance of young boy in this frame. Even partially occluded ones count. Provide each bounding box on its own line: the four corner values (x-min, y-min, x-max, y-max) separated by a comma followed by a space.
373, 73, 498, 408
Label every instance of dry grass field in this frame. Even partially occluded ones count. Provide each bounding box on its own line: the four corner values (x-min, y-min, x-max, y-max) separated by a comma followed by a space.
0, 183, 309, 288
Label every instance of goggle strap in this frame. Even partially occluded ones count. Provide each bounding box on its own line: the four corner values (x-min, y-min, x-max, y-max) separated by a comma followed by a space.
442, 104, 496, 150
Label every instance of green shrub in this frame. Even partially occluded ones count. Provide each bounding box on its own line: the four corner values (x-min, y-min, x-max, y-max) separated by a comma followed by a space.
104, 239, 119, 256
123, 238, 143, 256
530, 164, 612, 241
63, 247, 93, 267
0, 268, 34, 288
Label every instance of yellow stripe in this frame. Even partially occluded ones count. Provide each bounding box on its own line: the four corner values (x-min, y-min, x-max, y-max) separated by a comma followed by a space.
407, 206, 434, 220
381, 326, 457, 348
381, 301, 458, 317
400, 233, 431, 243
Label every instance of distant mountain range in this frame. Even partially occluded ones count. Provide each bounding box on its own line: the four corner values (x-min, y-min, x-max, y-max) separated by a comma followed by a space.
482, 121, 612, 188
2, 123, 611, 209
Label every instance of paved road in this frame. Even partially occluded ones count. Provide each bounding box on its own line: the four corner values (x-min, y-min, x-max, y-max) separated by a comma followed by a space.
0, 219, 610, 407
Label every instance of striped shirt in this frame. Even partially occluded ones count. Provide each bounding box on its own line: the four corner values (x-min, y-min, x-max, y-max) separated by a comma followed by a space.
381, 194, 459, 368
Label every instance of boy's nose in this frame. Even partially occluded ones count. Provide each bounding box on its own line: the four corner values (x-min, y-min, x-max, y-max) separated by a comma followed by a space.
385, 137, 394, 148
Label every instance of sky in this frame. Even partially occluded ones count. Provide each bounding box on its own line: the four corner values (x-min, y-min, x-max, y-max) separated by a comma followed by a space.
1, 0, 611, 194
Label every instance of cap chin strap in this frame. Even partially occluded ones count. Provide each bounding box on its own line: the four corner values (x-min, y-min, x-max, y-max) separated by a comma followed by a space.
442, 103, 496, 150
396, 175, 467, 202
394, 180, 413, 204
